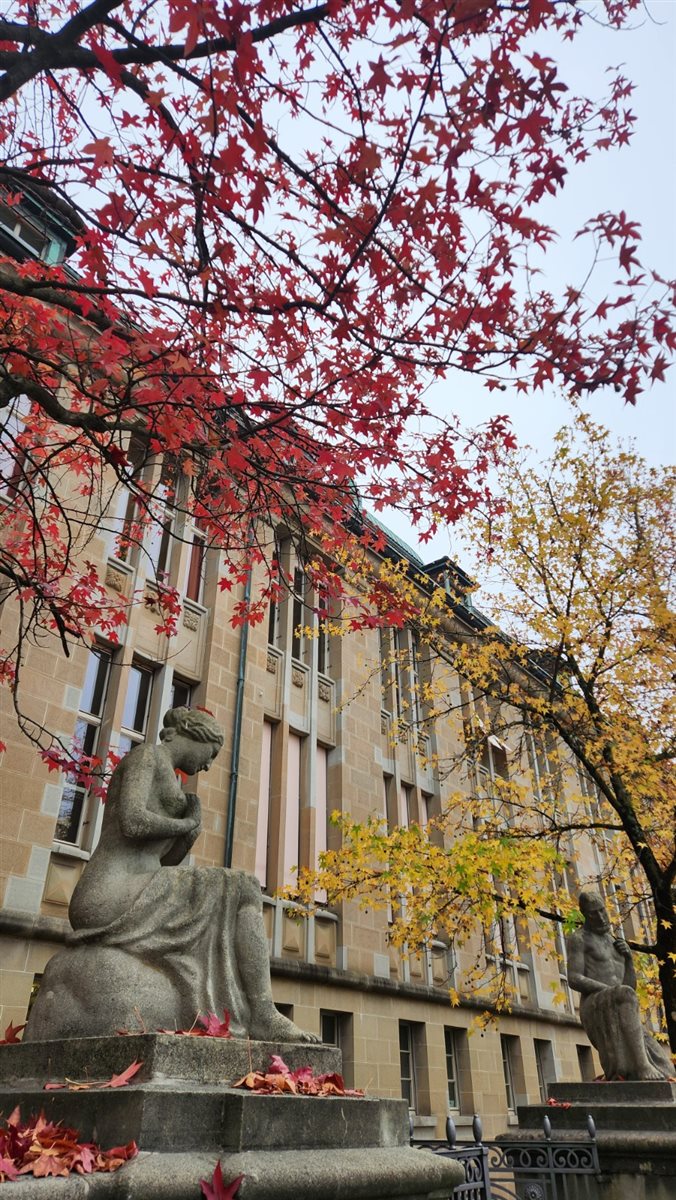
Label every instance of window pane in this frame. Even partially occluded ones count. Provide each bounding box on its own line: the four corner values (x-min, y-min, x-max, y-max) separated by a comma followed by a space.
292, 568, 304, 661
399, 1023, 415, 1109
500, 1035, 515, 1111
186, 534, 204, 602
444, 1029, 458, 1109
321, 1012, 339, 1046
55, 785, 85, 844
122, 665, 153, 734
118, 734, 133, 758
171, 678, 192, 710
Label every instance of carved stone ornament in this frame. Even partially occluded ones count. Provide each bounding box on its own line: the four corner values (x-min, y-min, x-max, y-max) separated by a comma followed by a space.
291, 666, 304, 689
318, 679, 331, 702
182, 608, 199, 631
266, 651, 278, 674
105, 565, 127, 594
381, 713, 389, 735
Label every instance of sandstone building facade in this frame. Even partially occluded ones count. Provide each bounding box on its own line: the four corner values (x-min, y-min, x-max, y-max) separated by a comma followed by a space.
0, 187, 629, 1138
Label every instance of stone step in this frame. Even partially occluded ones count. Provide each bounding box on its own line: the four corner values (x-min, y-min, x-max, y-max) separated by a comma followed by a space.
0, 1034, 340, 1087
518, 1100, 676, 1133
549, 1079, 676, 1104
0, 1145, 466, 1199
1, 1083, 408, 1154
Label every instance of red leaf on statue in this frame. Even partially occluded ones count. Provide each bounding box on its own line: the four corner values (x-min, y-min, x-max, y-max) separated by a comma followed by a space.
198, 1010, 232, 1038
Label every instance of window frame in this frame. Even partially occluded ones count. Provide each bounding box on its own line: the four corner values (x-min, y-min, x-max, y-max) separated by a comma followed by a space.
399, 1021, 418, 1111
54, 646, 112, 848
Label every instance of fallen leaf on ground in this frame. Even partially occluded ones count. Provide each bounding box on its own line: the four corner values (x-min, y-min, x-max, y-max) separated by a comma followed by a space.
0, 1107, 137, 1181
199, 1160, 244, 1199
233, 1055, 364, 1097
43, 1060, 143, 1092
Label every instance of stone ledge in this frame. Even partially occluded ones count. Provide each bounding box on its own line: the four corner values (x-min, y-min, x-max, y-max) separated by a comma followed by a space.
0, 1146, 464, 1199
550, 1080, 676, 1104
2, 1085, 408, 1154
0, 1034, 340, 1087
518, 1101, 676, 1133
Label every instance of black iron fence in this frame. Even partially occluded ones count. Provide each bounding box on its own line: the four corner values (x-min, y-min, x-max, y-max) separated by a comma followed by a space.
412, 1112, 601, 1200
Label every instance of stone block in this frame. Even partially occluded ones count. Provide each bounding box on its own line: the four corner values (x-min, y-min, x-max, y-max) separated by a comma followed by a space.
0, 1146, 464, 1199
549, 1080, 676, 1104
0, 1034, 341, 1088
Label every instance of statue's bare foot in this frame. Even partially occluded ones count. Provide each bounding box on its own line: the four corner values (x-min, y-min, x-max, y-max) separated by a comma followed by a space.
250, 1007, 322, 1044
637, 1063, 664, 1081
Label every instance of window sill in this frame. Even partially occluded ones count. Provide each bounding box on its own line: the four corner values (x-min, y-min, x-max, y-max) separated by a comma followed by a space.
51, 841, 91, 861
410, 1115, 436, 1129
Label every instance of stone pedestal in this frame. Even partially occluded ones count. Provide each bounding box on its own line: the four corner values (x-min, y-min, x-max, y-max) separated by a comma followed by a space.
515, 1081, 676, 1200
0, 1036, 463, 1199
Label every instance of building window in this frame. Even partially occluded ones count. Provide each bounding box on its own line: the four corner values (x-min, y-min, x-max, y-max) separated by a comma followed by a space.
171, 676, 193, 710
399, 1022, 417, 1110
400, 782, 413, 828
489, 916, 532, 1005
118, 661, 154, 756
54, 647, 111, 845
282, 731, 302, 887
185, 521, 206, 603
320, 1010, 341, 1047
291, 567, 305, 662
0, 393, 31, 498
146, 460, 179, 582
317, 584, 331, 676
534, 1039, 556, 1103
577, 1044, 595, 1082
500, 1034, 525, 1113
444, 1028, 459, 1110
321, 1010, 354, 1085
501, 1035, 516, 1112
255, 720, 273, 888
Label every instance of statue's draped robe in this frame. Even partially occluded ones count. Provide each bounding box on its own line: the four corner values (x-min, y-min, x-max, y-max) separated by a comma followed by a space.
25, 867, 253, 1040
580, 987, 673, 1080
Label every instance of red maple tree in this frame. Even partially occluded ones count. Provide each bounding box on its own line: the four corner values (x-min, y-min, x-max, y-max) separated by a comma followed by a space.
0, 0, 674, 748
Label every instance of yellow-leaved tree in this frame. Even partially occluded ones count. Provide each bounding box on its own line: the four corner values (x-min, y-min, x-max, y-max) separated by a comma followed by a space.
289, 411, 676, 1051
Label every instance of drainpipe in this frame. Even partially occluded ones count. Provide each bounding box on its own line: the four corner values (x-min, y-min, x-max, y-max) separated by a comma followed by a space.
224, 557, 253, 868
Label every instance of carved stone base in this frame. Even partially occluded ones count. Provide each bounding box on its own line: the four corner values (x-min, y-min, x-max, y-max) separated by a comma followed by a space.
0, 1036, 464, 1198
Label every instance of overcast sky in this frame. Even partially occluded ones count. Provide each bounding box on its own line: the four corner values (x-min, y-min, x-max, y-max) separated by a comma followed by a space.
382, 0, 676, 564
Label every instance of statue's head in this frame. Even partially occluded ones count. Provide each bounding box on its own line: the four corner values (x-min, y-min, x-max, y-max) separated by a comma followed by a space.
579, 889, 611, 933
160, 707, 224, 746
159, 707, 223, 774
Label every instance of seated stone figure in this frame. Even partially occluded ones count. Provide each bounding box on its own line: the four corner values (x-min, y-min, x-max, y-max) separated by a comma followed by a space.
566, 890, 673, 1081
26, 707, 318, 1044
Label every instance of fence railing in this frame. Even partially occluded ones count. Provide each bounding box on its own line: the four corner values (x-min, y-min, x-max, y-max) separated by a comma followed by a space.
411, 1112, 601, 1200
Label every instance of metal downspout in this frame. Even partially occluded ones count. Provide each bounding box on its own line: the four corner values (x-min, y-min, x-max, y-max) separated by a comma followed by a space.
224, 561, 252, 868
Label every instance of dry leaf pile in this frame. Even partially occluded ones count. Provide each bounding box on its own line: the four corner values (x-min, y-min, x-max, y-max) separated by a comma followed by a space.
233, 1054, 364, 1097
0, 1108, 137, 1182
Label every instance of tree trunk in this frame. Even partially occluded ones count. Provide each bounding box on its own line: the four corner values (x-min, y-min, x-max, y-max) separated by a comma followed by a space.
654, 890, 676, 1056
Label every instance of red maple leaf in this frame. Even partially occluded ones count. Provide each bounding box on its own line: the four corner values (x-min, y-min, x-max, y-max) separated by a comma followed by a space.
0, 1021, 26, 1045
200, 1161, 244, 1199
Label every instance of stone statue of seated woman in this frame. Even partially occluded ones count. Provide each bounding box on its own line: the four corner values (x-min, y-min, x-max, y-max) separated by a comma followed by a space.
25, 707, 318, 1044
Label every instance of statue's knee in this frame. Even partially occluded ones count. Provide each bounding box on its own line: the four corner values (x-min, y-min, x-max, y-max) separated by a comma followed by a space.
617, 985, 638, 1006
240, 872, 263, 905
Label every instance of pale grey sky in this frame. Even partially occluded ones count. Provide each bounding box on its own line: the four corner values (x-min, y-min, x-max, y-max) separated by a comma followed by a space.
383, 0, 675, 563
